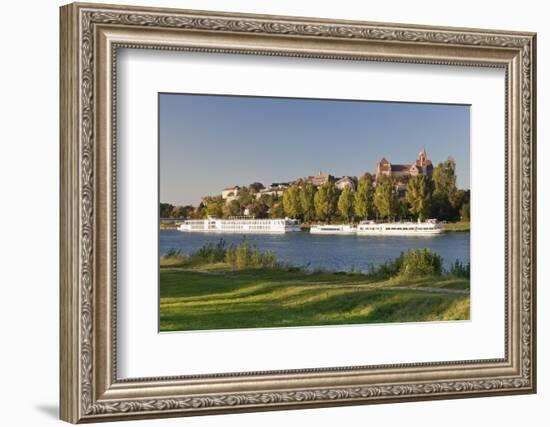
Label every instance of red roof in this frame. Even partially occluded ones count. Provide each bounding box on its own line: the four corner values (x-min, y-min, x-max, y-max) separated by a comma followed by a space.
390, 164, 412, 172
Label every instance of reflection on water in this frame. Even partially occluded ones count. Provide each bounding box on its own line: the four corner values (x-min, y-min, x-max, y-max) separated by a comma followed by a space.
160, 230, 470, 273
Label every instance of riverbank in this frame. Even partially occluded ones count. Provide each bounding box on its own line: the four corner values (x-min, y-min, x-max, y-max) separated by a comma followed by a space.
160, 255, 470, 332
442, 221, 470, 232
160, 221, 179, 230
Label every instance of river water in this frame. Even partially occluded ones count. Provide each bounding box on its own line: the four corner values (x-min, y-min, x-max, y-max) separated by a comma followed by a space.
160, 230, 470, 272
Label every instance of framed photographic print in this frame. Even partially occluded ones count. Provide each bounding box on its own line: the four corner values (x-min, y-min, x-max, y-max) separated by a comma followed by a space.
158, 94, 471, 333
60, 2, 537, 423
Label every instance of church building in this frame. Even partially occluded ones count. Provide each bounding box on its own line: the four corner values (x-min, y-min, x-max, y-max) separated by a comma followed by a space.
375, 148, 434, 182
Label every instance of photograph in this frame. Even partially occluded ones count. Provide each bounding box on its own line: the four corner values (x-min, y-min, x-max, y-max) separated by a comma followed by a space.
159, 94, 471, 332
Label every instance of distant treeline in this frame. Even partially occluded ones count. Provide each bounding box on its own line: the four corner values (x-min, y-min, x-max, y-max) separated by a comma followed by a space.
162, 158, 469, 223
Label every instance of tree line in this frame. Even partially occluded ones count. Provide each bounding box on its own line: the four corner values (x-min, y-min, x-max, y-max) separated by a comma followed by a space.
161, 158, 470, 223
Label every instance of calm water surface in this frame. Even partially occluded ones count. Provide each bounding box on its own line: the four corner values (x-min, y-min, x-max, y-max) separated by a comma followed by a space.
160, 230, 470, 272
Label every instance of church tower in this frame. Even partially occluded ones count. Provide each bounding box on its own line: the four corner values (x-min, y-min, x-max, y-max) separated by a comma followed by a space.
417, 148, 428, 167
415, 148, 433, 177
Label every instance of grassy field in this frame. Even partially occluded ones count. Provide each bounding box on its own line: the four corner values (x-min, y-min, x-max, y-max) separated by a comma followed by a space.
160, 258, 470, 332
443, 221, 470, 232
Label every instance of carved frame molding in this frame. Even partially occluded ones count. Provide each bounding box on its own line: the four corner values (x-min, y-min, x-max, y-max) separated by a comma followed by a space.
60, 2, 536, 423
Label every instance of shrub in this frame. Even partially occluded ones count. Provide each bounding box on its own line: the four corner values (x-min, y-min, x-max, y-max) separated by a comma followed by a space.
251, 242, 263, 266
260, 250, 277, 269
399, 249, 442, 278
165, 248, 182, 258
460, 203, 470, 222
192, 238, 227, 263
219, 238, 280, 270
366, 252, 404, 279
235, 239, 251, 269
224, 244, 236, 266
449, 259, 470, 278
160, 248, 190, 268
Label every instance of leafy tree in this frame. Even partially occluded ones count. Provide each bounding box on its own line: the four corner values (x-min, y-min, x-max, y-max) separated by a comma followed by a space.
314, 182, 339, 222
354, 175, 374, 220
337, 186, 355, 221
433, 157, 457, 198
299, 183, 316, 222
236, 187, 255, 206
460, 202, 470, 221
222, 200, 241, 218
249, 201, 269, 219
160, 203, 174, 218
396, 175, 411, 186
193, 204, 207, 219
374, 177, 398, 220
171, 205, 193, 218
282, 186, 302, 219
248, 182, 265, 194
269, 203, 285, 218
206, 203, 223, 218
258, 193, 275, 206
453, 188, 469, 208
203, 195, 224, 218
431, 157, 458, 220
396, 198, 410, 221
405, 175, 432, 221
184, 205, 195, 218
358, 172, 373, 182
452, 189, 470, 221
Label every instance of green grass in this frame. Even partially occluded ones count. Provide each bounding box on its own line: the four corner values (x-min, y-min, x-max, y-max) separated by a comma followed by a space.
159, 259, 470, 332
443, 221, 470, 232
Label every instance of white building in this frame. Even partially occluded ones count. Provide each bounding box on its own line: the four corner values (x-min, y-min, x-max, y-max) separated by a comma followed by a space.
221, 186, 240, 202
256, 188, 285, 199
335, 176, 356, 191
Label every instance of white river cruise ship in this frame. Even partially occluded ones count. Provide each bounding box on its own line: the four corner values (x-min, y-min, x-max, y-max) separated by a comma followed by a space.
178, 216, 301, 234
308, 219, 443, 236
310, 224, 357, 235
356, 219, 443, 236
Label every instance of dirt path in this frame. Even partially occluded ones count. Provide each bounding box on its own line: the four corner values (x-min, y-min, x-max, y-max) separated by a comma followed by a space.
391, 286, 469, 295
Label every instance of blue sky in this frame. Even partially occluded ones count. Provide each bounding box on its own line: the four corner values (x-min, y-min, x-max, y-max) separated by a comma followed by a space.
160, 93, 470, 206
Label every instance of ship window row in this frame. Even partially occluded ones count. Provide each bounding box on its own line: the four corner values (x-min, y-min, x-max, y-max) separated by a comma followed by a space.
185, 220, 294, 225
220, 225, 273, 229
223, 221, 273, 225
222, 224, 275, 227
359, 226, 435, 230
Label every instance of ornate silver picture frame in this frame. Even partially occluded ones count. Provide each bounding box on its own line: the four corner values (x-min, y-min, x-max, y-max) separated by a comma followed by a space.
60, 2, 536, 423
